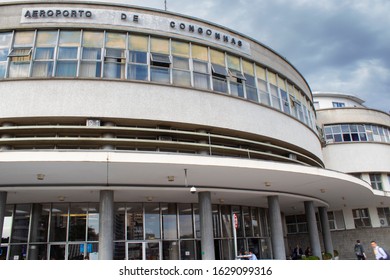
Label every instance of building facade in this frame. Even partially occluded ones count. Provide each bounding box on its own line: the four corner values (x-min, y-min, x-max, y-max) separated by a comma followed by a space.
0, 1, 386, 260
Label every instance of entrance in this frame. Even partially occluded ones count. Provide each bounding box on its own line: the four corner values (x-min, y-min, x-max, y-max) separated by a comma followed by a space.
127, 241, 161, 260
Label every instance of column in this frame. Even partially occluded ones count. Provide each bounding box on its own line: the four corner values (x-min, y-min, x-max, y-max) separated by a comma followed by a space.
29, 203, 43, 260
304, 201, 322, 259
267, 196, 286, 259
197, 130, 209, 155
199, 191, 215, 260
319, 207, 334, 257
0, 192, 7, 244
102, 122, 115, 150
1, 122, 13, 150
99, 190, 114, 260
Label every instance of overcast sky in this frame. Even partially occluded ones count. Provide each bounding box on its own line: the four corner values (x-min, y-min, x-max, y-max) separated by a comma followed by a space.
5, 0, 390, 112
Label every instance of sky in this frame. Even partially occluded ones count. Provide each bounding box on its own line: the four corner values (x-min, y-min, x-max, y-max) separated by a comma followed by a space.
4, 0, 390, 112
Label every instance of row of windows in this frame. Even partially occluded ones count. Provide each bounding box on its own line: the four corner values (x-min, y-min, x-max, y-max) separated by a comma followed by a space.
324, 124, 390, 144
352, 173, 390, 191
286, 207, 390, 234
0, 30, 316, 131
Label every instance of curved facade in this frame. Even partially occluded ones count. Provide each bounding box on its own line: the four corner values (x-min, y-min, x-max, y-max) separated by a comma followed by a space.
0, 2, 380, 260
314, 91, 390, 259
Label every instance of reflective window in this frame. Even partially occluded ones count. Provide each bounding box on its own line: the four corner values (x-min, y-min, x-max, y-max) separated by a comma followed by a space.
29, 204, 50, 243
104, 33, 126, 79
68, 203, 87, 241
145, 203, 160, 240
2, 205, 13, 244
80, 31, 103, 78
324, 124, 390, 144
0, 32, 12, 78
56, 31, 80, 77
126, 203, 143, 240
32, 31, 57, 77
256, 65, 270, 106
178, 204, 193, 239
49, 203, 68, 242
87, 203, 99, 241
128, 35, 148, 81
172, 41, 190, 86
162, 203, 178, 240
11, 204, 31, 243
192, 44, 210, 90
211, 49, 227, 93
8, 31, 34, 78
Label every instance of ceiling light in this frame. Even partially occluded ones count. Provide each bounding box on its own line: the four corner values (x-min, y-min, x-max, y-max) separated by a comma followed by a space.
264, 182, 271, 187
147, 196, 153, 202
58, 196, 65, 202
320, 189, 326, 193
37, 173, 45, 180
167, 176, 175, 182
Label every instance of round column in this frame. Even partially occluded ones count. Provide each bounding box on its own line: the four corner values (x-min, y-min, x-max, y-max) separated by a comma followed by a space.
319, 206, 334, 257
199, 191, 215, 260
99, 190, 114, 260
304, 201, 322, 259
267, 195, 286, 259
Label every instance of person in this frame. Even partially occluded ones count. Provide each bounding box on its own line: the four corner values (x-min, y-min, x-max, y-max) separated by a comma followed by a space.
354, 240, 366, 260
370, 241, 389, 260
292, 244, 303, 260
305, 247, 312, 257
248, 251, 258, 260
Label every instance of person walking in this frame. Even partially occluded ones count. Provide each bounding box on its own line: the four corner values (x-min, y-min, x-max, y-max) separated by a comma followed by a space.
354, 240, 366, 260
370, 241, 389, 260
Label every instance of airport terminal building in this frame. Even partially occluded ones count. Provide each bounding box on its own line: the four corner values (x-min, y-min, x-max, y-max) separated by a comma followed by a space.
0, 1, 388, 260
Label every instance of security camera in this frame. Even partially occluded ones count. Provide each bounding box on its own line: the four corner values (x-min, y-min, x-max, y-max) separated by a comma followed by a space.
190, 186, 197, 194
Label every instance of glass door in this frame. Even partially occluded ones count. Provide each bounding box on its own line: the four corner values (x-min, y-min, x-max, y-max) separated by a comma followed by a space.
127, 241, 161, 260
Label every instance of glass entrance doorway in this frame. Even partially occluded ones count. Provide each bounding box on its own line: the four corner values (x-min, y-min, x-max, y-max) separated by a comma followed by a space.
127, 241, 161, 260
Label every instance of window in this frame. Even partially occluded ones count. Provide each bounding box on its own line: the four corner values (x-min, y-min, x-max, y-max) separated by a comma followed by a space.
80, 31, 103, 78
227, 55, 244, 98
323, 124, 389, 144
8, 31, 34, 78
243, 60, 257, 102
369, 173, 383, 191
32, 31, 57, 77
104, 33, 126, 79
127, 34, 148, 81
327, 210, 345, 230
171, 40, 190, 86
0, 32, 12, 78
150, 37, 171, 84
256, 66, 270, 106
210, 49, 227, 93
268, 72, 281, 110
56, 31, 80, 77
192, 44, 210, 90
352, 208, 371, 228
286, 215, 308, 234
332, 102, 345, 108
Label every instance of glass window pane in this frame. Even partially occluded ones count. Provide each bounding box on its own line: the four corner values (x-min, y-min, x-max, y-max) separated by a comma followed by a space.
268, 71, 277, 85
127, 64, 148, 80
171, 40, 189, 57
59, 31, 80, 46
173, 69, 191, 86
11, 204, 31, 243
243, 60, 254, 75
104, 62, 125, 79
56, 61, 77, 77
50, 244, 65, 260
128, 35, 148, 51
0, 32, 12, 48
50, 203, 68, 242
14, 31, 34, 46
128, 51, 147, 64
278, 76, 286, 91
0, 49, 8, 61
151, 67, 170, 83
9, 244, 28, 260
105, 32, 126, 49
87, 203, 99, 241
213, 77, 227, 93
145, 203, 160, 239
193, 60, 208, 73
192, 44, 208, 61
35, 47, 54, 60
29, 204, 50, 243
210, 49, 225, 65
8, 61, 30, 78
82, 47, 101, 60
178, 204, 193, 239
163, 241, 179, 260
212, 205, 221, 238
36, 31, 57, 46
114, 204, 126, 241
194, 72, 210, 89
69, 203, 87, 241
28, 244, 47, 260
126, 203, 144, 240
221, 205, 232, 238
256, 65, 266, 80
2, 205, 13, 244
227, 55, 240, 71
246, 85, 258, 102
180, 240, 195, 260
80, 61, 101, 78
162, 203, 177, 240
172, 56, 189, 70
58, 47, 78, 59
150, 37, 169, 54
82, 31, 104, 48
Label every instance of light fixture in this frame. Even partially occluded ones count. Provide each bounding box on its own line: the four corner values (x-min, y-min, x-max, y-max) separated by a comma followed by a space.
190, 186, 197, 194
147, 196, 153, 202
264, 182, 271, 187
219, 198, 225, 203
320, 189, 326, 193
37, 173, 45, 180
167, 176, 175, 182
58, 196, 65, 202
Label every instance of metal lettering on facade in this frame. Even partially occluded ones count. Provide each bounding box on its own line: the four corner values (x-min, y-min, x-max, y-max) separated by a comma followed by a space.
20, 7, 251, 55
